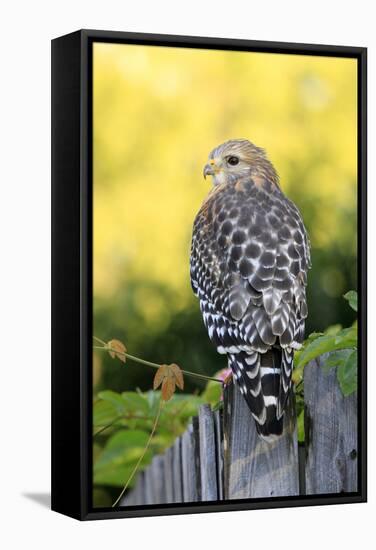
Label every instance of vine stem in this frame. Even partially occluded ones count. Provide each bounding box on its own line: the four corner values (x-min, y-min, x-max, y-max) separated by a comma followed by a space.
93, 415, 123, 437
112, 398, 163, 508
93, 413, 153, 437
93, 336, 106, 346
93, 341, 222, 384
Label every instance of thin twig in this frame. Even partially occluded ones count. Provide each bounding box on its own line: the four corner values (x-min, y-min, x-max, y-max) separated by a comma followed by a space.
93, 336, 107, 345
93, 413, 153, 437
93, 416, 123, 437
93, 340, 222, 384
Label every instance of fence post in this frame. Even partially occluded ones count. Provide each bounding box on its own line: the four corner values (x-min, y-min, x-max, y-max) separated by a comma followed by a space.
164, 445, 175, 504
213, 409, 224, 500
181, 420, 201, 502
144, 462, 155, 504
172, 436, 184, 503
223, 381, 299, 499
304, 355, 358, 494
198, 404, 219, 501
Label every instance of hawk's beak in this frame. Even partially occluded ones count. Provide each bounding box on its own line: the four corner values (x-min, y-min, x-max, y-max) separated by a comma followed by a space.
203, 162, 215, 179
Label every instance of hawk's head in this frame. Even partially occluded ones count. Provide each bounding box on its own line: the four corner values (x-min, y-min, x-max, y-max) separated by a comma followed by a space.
203, 139, 278, 187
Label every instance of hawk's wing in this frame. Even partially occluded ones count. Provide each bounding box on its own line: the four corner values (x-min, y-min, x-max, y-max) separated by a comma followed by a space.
190, 176, 310, 418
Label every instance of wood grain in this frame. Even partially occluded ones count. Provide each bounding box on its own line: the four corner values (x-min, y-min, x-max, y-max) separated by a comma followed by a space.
223, 381, 299, 499
198, 404, 218, 501
304, 355, 358, 494
181, 422, 200, 502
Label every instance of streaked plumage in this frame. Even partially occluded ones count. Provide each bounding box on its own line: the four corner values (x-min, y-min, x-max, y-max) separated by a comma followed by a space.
190, 139, 311, 439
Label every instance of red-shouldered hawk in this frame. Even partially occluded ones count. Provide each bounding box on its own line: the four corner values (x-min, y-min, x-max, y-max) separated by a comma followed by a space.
190, 139, 311, 440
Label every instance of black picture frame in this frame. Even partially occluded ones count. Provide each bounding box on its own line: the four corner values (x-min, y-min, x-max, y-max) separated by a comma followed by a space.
51, 29, 367, 521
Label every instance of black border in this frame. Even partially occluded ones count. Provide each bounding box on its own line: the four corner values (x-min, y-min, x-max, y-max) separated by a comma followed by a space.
51, 29, 367, 521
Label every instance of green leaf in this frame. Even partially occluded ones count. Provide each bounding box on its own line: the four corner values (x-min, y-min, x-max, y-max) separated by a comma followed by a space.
306, 331, 325, 341
97, 390, 126, 414
324, 324, 342, 336
344, 290, 358, 312
295, 326, 357, 371
93, 399, 118, 427
293, 332, 323, 370
202, 379, 223, 407
322, 349, 353, 374
97, 390, 151, 420
93, 442, 103, 462
94, 459, 152, 487
297, 409, 305, 443
145, 390, 161, 415
294, 334, 335, 369
161, 394, 203, 420
334, 325, 357, 348
94, 464, 134, 487
94, 429, 150, 471
152, 433, 176, 452
177, 396, 204, 419
337, 349, 357, 396
121, 392, 150, 415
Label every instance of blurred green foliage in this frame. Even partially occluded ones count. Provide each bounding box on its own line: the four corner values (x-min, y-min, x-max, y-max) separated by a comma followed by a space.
93, 388, 210, 506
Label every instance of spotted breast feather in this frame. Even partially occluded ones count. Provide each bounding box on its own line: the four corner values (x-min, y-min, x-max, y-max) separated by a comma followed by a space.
190, 176, 310, 439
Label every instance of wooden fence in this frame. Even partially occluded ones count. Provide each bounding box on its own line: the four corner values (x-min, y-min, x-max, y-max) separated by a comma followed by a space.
122, 354, 358, 506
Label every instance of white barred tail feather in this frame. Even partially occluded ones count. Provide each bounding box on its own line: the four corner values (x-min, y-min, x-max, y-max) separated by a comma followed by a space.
228, 349, 289, 439
278, 346, 294, 418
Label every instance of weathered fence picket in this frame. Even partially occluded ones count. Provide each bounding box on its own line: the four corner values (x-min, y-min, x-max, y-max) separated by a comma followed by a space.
304, 355, 358, 494
164, 445, 174, 503
181, 421, 200, 502
223, 382, 299, 499
144, 463, 155, 505
150, 454, 166, 504
121, 353, 358, 507
198, 404, 219, 501
172, 436, 183, 503
124, 471, 145, 506
213, 409, 224, 500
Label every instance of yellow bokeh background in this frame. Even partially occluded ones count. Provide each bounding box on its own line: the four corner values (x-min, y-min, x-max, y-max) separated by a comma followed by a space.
93, 43, 357, 388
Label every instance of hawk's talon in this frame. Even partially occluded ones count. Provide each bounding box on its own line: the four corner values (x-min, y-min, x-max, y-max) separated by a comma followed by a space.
222, 372, 234, 386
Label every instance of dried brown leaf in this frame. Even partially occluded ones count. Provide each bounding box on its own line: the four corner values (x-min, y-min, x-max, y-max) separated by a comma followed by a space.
169, 363, 184, 390
153, 365, 167, 390
161, 376, 175, 401
153, 363, 184, 401
107, 339, 127, 363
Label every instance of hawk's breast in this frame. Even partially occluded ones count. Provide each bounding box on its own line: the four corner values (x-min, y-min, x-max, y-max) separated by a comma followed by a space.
190, 176, 310, 353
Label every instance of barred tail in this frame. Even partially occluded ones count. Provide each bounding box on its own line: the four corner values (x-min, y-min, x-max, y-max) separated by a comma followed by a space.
228, 348, 291, 441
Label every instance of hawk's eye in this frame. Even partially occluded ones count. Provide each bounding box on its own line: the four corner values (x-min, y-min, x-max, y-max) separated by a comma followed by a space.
227, 156, 239, 166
